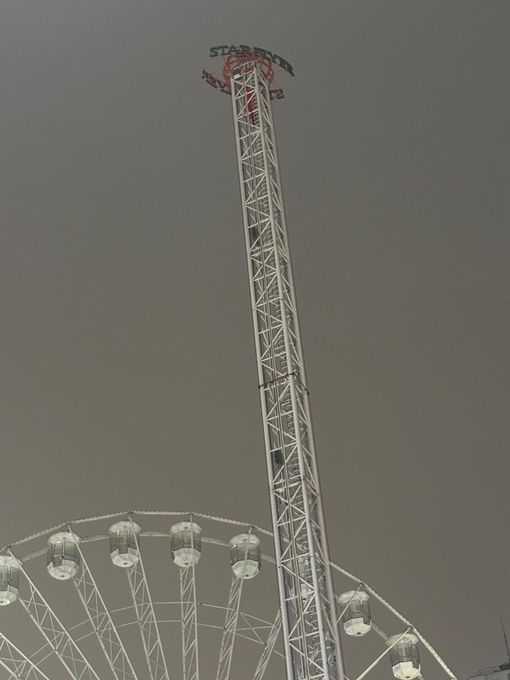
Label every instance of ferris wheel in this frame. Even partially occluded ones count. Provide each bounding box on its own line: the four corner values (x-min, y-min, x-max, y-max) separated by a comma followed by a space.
0, 510, 455, 680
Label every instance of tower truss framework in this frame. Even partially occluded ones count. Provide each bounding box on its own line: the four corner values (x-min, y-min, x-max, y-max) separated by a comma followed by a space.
227, 58, 343, 680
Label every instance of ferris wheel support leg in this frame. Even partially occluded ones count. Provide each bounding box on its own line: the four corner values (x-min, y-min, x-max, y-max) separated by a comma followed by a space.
70, 530, 139, 680
252, 609, 281, 680
126, 523, 170, 680
215, 575, 244, 680
179, 563, 200, 680
13, 554, 101, 680
0, 632, 52, 680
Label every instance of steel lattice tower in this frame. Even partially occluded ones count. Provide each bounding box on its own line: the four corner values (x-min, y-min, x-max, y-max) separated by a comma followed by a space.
204, 47, 345, 680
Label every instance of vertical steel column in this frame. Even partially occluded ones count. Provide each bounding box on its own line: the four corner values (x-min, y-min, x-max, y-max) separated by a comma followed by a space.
229, 63, 344, 680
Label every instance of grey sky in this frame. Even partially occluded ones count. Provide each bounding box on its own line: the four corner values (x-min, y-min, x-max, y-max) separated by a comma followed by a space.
0, 1, 509, 678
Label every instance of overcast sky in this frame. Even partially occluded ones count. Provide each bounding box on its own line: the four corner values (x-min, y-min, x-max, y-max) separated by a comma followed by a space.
0, 1, 509, 678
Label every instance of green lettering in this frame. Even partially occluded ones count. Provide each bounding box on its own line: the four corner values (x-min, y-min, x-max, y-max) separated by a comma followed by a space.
210, 46, 227, 58
278, 57, 295, 76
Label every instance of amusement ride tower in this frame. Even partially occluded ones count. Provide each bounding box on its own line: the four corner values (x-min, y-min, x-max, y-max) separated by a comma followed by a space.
0, 45, 457, 680
204, 45, 342, 680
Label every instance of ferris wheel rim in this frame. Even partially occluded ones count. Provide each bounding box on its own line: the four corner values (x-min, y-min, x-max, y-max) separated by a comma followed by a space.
1, 509, 457, 680
1, 509, 273, 555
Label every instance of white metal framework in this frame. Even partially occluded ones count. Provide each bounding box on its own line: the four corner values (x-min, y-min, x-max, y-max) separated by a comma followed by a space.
126, 525, 170, 680
72, 536, 138, 680
0, 51, 458, 680
179, 562, 199, 680
0, 633, 51, 680
215, 575, 244, 680
14, 558, 100, 680
230, 61, 342, 680
252, 610, 282, 680
0, 511, 456, 680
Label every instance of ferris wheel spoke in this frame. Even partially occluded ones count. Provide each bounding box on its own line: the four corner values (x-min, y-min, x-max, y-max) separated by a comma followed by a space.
179, 564, 200, 680
0, 633, 51, 680
71, 535, 138, 680
126, 528, 170, 680
371, 621, 389, 641
252, 609, 281, 680
215, 575, 244, 680
14, 556, 101, 680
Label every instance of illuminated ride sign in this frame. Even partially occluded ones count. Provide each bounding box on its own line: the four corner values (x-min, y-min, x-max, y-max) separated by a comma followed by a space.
202, 44, 295, 100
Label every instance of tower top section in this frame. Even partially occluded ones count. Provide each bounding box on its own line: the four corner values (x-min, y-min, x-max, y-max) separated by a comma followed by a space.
202, 44, 295, 100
